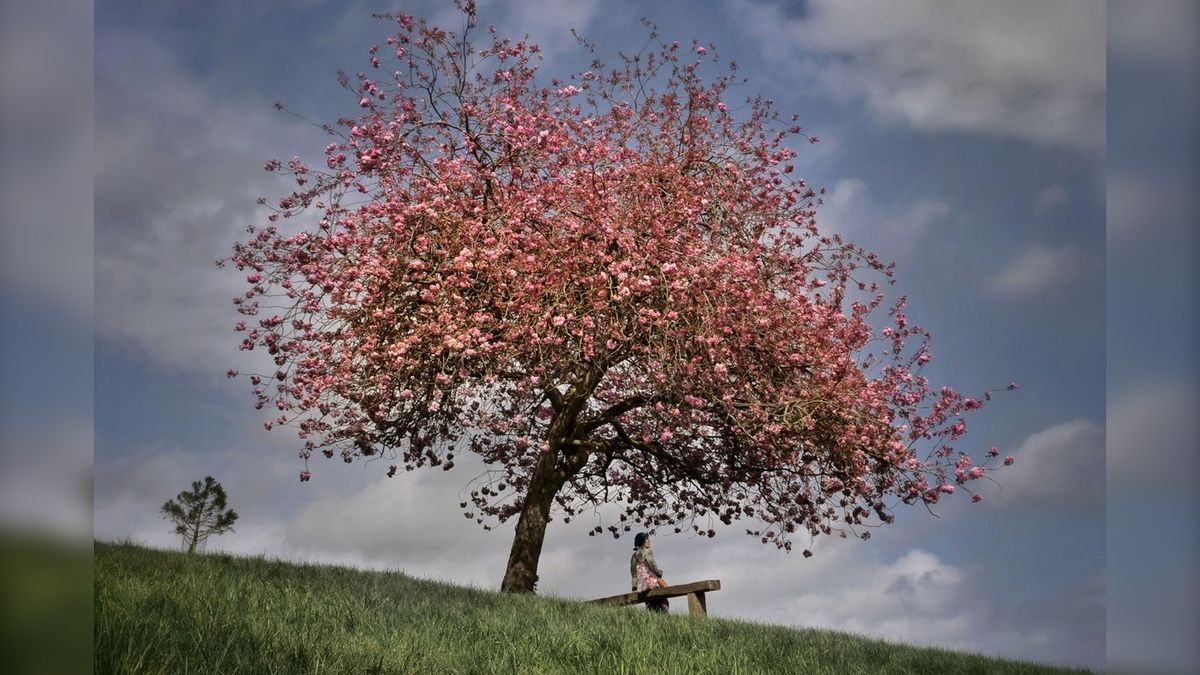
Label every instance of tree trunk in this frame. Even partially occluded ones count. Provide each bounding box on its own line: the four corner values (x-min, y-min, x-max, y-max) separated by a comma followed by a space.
501, 372, 603, 593
499, 468, 558, 593
188, 517, 200, 554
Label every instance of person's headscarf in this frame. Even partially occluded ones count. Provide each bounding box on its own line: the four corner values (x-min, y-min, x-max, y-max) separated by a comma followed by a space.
633, 532, 650, 549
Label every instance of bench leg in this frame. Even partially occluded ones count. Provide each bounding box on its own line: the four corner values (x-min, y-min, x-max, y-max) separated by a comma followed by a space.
687, 591, 707, 617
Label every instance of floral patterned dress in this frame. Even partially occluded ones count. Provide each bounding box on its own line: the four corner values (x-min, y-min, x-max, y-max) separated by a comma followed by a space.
631, 548, 669, 612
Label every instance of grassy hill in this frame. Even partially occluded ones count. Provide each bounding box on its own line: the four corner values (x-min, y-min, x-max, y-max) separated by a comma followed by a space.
94, 541, 1091, 674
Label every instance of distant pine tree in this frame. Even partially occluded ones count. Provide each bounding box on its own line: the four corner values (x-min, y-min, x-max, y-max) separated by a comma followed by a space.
160, 476, 239, 554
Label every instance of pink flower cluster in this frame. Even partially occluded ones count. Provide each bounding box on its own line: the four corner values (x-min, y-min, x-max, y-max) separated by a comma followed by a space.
221, 3, 1017, 553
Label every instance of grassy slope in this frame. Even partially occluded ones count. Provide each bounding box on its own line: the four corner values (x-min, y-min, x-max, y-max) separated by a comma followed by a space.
1, 533, 93, 675
94, 541, 1091, 674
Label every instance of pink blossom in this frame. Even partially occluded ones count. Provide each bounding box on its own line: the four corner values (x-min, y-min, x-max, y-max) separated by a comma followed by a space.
220, 7, 1013, 581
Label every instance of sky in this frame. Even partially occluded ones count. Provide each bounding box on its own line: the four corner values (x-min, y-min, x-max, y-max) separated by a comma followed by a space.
90, 0, 1109, 669
4, 1, 1196, 673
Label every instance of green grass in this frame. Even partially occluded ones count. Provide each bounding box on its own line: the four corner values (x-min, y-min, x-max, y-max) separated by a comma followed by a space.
94, 540, 1091, 674
1, 533, 92, 675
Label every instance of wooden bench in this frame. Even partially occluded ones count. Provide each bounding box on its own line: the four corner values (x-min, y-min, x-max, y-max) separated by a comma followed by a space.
589, 579, 721, 617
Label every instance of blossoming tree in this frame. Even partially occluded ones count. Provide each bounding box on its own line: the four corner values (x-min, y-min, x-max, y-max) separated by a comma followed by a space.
222, 4, 1014, 593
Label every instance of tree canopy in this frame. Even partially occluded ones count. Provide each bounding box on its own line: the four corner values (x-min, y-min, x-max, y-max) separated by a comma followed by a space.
161, 476, 239, 554
222, 2, 1013, 592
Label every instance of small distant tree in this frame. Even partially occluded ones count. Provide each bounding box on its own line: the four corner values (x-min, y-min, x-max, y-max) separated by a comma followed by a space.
160, 476, 239, 554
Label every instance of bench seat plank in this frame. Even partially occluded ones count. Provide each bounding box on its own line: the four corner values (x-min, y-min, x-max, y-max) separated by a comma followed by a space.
589, 579, 721, 608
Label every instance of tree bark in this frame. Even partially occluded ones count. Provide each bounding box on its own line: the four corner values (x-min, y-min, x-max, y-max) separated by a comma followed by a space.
498, 461, 559, 593
188, 511, 201, 554
499, 433, 597, 593
500, 372, 603, 593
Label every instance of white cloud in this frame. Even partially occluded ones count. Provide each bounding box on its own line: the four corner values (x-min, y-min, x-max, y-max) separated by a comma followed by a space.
92, 441, 300, 551
1035, 184, 1067, 214
0, 1, 93, 320
94, 3, 606, 384
1106, 168, 1198, 241
729, 546, 972, 639
988, 243, 1082, 299
1107, 378, 1200, 674
95, 31, 324, 382
0, 417, 93, 538
988, 419, 1104, 507
1108, 379, 1200, 490
817, 177, 951, 258
1108, 561, 1200, 675
733, 0, 1105, 151
493, 0, 602, 56
281, 466, 509, 585
1105, 171, 1151, 239
1109, 0, 1200, 65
